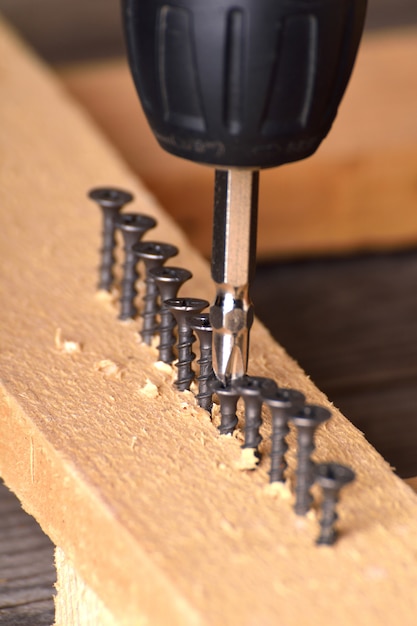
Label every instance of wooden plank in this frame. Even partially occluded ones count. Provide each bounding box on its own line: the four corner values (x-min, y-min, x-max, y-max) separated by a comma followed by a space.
60, 28, 417, 259
1, 16, 417, 626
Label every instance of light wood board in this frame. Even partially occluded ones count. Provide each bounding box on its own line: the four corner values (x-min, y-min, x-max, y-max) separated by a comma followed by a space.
1, 17, 417, 626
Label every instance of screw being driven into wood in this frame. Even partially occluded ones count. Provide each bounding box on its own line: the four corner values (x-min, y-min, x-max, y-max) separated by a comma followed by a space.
211, 379, 240, 435
190, 313, 214, 412
115, 213, 156, 320
150, 267, 192, 363
165, 298, 209, 391
235, 376, 277, 461
88, 187, 133, 291
315, 462, 355, 546
133, 241, 178, 345
262, 387, 305, 484
290, 405, 331, 516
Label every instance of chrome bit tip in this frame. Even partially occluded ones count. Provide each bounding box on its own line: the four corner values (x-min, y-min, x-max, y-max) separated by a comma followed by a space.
210, 286, 253, 385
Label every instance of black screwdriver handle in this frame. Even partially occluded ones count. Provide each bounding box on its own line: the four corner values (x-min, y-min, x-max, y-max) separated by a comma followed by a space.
122, 0, 367, 169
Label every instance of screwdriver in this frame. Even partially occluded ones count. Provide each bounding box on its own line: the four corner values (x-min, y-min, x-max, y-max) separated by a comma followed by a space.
121, 0, 368, 384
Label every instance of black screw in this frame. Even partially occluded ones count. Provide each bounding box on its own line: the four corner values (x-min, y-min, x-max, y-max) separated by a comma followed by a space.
235, 376, 277, 461
262, 387, 305, 484
150, 267, 192, 363
211, 379, 240, 435
190, 313, 214, 412
88, 187, 133, 291
315, 463, 355, 546
115, 213, 156, 320
133, 241, 178, 345
165, 298, 209, 391
290, 405, 331, 516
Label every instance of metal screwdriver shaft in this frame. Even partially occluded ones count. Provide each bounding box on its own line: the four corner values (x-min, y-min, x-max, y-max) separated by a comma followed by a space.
210, 170, 258, 384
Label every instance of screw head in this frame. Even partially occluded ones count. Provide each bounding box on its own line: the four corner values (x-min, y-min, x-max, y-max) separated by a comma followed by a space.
115, 212, 157, 233
235, 375, 277, 397
149, 266, 192, 284
262, 387, 305, 410
165, 298, 209, 314
133, 241, 178, 262
190, 313, 212, 334
211, 378, 239, 397
290, 404, 331, 428
88, 187, 133, 209
315, 463, 355, 490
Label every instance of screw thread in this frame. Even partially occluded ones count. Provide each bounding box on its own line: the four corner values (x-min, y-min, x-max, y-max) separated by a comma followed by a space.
196, 346, 214, 412
98, 212, 117, 290
141, 278, 159, 344
295, 433, 315, 515
158, 306, 177, 363
175, 331, 196, 391
317, 495, 339, 545
218, 396, 239, 435
269, 417, 289, 483
120, 247, 140, 319
242, 398, 263, 450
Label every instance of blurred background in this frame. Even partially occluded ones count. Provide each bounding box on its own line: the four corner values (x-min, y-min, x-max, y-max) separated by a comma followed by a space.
1, 0, 417, 477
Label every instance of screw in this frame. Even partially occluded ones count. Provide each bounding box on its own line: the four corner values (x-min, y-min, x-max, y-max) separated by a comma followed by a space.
115, 213, 156, 320
210, 379, 240, 435
133, 241, 178, 345
88, 187, 133, 291
190, 313, 214, 412
149, 267, 192, 363
165, 298, 209, 391
262, 387, 305, 483
315, 463, 355, 546
290, 405, 331, 516
235, 376, 277, 460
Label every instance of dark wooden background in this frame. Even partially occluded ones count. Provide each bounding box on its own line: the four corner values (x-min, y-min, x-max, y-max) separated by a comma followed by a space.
1, 2, 417, 623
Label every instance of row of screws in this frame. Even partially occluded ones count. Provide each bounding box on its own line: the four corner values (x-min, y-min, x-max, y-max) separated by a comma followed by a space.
213, 375, 355, 544
89, 186, 355, 546
89, 187, 213, 400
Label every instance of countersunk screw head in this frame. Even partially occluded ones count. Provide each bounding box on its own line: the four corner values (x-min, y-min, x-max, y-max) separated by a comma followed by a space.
133, 241, 179, 264
115, 212, 157, 234
88, 187, 133, 210
291, 404, 331, 429
261, 386, 305, 410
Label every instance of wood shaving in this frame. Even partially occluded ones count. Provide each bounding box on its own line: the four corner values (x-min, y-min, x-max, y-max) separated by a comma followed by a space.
153, 361, 173, 375
94, 359, 124, 380
235, 448, 260, 471
54, 328, 82, 354
138, 379, 159, 399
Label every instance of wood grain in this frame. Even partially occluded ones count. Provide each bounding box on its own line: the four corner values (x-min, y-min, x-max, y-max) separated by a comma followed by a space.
2, 17, 417, 626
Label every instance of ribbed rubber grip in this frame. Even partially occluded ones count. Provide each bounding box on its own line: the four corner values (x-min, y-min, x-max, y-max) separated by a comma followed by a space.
122, 0, 367, 168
